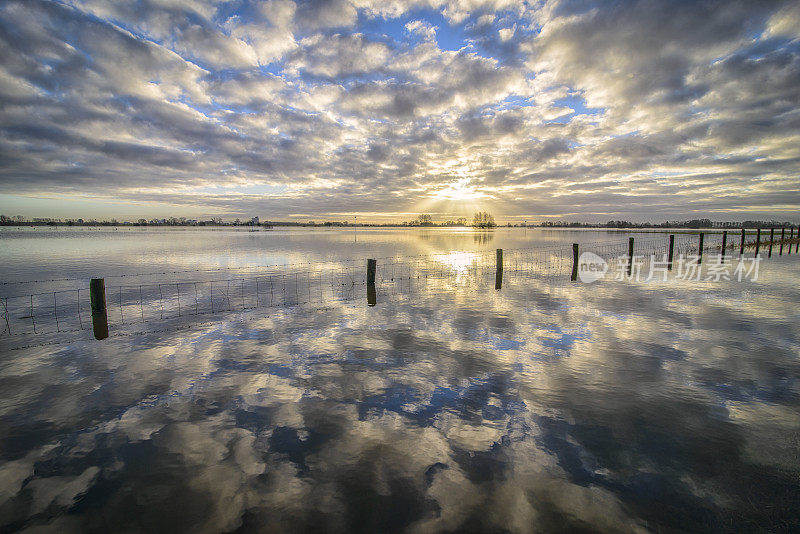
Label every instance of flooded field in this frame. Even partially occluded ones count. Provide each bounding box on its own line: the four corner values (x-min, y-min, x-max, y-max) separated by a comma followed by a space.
0, 225, 733, 283
0, 228, 798, 532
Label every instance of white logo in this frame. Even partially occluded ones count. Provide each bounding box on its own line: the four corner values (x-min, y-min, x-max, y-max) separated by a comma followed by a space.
578, 252, 608, 283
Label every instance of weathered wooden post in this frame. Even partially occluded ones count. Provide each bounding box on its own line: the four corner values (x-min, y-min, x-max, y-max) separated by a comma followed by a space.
627, 237, 634, 276
721, 231, 727, 263
571, 243, 579, 281
740, 228, 745, 256
698, 232, 704, 264
667, 234, 675, 270
366, 259, 376, 306
90, 278, 108, 340
768, 228, 774, 257
790, 227, 794, 255
795, 227, 798, 253
755, 228, 761, 256
779, 228, 785, 255
495, 249, 503, 290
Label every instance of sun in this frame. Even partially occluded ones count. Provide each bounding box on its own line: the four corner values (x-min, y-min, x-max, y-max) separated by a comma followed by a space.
411, 177, 491, 219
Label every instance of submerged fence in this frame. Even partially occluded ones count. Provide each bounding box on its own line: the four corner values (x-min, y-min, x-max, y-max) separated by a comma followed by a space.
2, 230, 798, 342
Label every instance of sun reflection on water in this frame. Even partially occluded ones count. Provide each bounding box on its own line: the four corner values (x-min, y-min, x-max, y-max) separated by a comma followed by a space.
431, 251, 484, 278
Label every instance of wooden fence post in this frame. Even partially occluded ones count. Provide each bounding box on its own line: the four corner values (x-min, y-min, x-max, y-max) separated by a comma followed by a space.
755, 228, 761, 256
571, 243, 579, 281
768, 228, 774, 258
721, 231, 727, 263
668, 234, 675, 270
740, 228, 745, 257
90, 278, 108, 340
698, 232, 704, 264
495, 249, 503, 290
779, 228, 785, 255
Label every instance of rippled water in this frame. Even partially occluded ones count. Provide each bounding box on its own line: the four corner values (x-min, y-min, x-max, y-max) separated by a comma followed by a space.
1, 229, 799, 532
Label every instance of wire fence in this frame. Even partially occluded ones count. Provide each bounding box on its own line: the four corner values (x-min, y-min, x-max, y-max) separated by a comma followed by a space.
1, 232, 797, 342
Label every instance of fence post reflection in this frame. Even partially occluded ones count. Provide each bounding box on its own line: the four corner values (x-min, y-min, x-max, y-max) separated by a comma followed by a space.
571, 243, 579, 281
367, 259, 377, 306
495, 249, 503, 290
90, 278, 109, 340
627, 237, 634, 276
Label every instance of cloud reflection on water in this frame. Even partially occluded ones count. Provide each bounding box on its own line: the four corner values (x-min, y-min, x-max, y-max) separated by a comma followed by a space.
0, 259, 799, 532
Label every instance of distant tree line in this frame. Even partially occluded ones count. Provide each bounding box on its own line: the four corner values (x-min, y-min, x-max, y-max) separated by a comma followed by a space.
1, 214, 796, 229
538, 219, 798, 229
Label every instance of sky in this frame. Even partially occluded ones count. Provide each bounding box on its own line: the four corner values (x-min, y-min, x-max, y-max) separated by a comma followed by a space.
0, 0, 799, 223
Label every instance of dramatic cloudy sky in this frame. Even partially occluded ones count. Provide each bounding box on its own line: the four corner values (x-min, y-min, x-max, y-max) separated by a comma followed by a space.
0, 0, 799, 222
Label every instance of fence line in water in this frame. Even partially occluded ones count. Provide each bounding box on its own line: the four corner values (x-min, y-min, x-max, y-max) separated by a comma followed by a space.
1, 231, 797, 341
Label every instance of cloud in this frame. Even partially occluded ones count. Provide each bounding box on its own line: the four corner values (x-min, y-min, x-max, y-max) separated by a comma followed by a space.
290, 33, 392, 79
294, 0, 358, 31
405, 19, 437, 41
173, 23, 259, 68
0, 0, 798, 221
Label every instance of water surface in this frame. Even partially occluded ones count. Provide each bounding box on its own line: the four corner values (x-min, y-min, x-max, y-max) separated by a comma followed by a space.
0, 229, 798, 533
0, 226, 711, 284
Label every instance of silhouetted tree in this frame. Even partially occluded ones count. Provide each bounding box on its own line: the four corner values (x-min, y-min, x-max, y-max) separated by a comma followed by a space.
416, 214, 434, 226
472, 211, 496, 228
